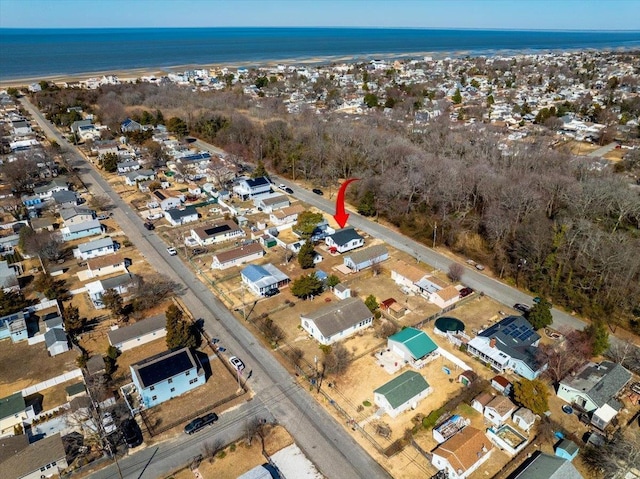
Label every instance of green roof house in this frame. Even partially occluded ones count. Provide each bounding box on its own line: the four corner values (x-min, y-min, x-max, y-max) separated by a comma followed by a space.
387, 327, 438, 366
0, 392, 33, 437
374, 370, 431, 418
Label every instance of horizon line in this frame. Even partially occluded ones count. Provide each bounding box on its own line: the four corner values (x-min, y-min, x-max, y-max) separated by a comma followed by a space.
1, 26, 640, 33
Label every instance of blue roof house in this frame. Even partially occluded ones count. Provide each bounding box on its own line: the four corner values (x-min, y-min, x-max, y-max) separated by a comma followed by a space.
0, 311, 28, 342
241, 263, 290, 296
130, 347, 205, 408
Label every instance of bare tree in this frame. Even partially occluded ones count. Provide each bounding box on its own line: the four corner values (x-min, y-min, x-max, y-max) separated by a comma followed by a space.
201, 438, 224, 463
582, 430, 640, 479
323, 343, 352, 376
447, 263, 465, 282
88, 194, 112, 212
243, 417, 265, 447
1, 155, 38, 193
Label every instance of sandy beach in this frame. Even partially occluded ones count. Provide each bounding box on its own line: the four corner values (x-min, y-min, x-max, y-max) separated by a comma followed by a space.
0, 50, 456, 89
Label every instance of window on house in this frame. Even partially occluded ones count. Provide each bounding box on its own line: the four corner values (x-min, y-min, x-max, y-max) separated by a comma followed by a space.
185, 371, 190, 376
150, 386, 155, 391
168, 378, 173, 384
189, 378, 198, 384
170, 388, 175, 393
151, 395, 157, 401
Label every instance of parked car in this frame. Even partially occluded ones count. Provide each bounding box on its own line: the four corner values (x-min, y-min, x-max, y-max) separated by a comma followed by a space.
312, 188, 324, 195
278, 184, 286, 191
284, 187, 294, 195
184, 412, 219, 435
121, 418, 143, 448
513, 303, 531, 314
191, 248, 207, 255
144, 222, 155, 230
475, 264, 485, 271
459, 287, 473, 298
97, 212, 112, 220
167, 247, 177, 256
228, 356, 245, 372
263, 288, 279, 297
102, 412, 117, 434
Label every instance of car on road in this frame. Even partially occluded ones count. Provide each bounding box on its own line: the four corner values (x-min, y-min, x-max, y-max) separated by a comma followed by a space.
475, 264, 485, 271
144, 222, 155, 230
121, 418, 143, 448
102, 412, 117, 434
459, 287, 473, 298
284, 187, 294, 194
312, 188, 324, 195
191, 247, 207, 255
167, 247, 178, 256
278, 184, 286, 190
184, 412, 219, 434
228, 356, 245, 372
513, 303, 531, 314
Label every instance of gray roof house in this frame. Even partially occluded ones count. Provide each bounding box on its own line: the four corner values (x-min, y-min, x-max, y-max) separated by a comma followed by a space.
508, 451, 583, 479
300, 296, 373, 345
108, 314, 166, 352
343, 244, 389, 272
51, 190, 78, 208
0, 260, 18, 291
0, 432, 68, 479
467, 316, 546, 380
60, 206, 94, 225
75, 237, 115, 260
44, 328, 70, 356
86, 273, 137, 309
557, 361, 631, 429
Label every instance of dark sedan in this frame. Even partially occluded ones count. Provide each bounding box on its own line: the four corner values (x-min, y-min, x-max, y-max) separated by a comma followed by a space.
312, 188, 324, 195
513, 303, 531, 314
184, 412, 219, 434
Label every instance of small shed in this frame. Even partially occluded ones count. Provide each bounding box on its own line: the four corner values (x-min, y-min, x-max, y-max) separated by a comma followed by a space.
555, 439, 579, 461
512, 407, 537, 433
333, 283, 351, 300
44, 328, 69, 356
491, 375, 512, 395
374, 370, 431, 418
458, 370, 476, 387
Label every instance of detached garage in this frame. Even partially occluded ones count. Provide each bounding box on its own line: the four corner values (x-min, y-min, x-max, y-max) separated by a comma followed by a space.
387, 327, 438, 367
374, 370, 432, 418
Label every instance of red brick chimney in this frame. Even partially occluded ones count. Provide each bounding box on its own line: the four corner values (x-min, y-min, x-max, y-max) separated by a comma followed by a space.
490, 338, 497, 348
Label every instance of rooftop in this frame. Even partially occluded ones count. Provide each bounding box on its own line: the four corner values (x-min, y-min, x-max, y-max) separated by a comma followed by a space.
327, 227, 363, 246
388, 327, 438, 360
108, 314, 166, 346
131, 347, 198, 389
433, 426, 492, 474
561, 361, 632, 408
0, 433, 67, 479
302, 297, 373, 338
344, 244, 388, 265
0, 392, 25, 420
374, 370, 430, 409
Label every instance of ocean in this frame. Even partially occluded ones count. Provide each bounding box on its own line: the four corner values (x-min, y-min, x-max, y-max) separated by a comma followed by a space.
1, 27, 639, 81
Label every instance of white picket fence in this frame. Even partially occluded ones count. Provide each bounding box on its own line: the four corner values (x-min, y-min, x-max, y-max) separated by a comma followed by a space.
21, 369, 83, 397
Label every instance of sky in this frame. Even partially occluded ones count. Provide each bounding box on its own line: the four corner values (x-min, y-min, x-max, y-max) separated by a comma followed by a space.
1, 0, 639, 31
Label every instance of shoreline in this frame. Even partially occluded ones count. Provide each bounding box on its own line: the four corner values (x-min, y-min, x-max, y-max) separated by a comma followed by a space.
0, 46, 635, 88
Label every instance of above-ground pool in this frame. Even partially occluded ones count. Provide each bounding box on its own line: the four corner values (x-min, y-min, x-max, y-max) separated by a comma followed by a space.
434, 316, 465, 335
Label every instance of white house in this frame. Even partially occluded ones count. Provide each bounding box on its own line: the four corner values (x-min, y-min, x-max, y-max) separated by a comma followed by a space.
483, 395, 516, 427
387, 327, 439, 367
165, 206, 199, 226
74, 237, 115, 260
86, 273, 137, 309
108, 314, 166, 352
124, 169, 156, 186
44, 328, 69, 356
240, 263, 290, 296
254, 193, 289, 213
85, 254, 128, 278
300, 297, 373, 345
414, 275, 461, 308
325, 227, 364, 254
61, 219, 103, 241
270, 204, 305, 226
60, 206, 95, 226
211, 242, 264, 270
153, 190, 182, 211
431, 427, 493, 479
33, 179, 68, 199
389, 260, 428, 294
191, 220, 244, 246
512, 407, 537, 433
0, 433, 68, 479
373, 370, 432, 418
343, 244, 389, 272
233, 176, 272, 199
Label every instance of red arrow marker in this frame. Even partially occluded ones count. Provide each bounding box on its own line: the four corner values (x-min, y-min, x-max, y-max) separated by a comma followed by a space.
333, 178, 359, 228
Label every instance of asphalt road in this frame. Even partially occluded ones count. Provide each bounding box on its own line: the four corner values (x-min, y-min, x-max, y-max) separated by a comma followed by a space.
21, 98, 392, 479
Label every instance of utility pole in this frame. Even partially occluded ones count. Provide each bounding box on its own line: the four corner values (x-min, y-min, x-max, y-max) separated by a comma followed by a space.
433, 223, 437, 249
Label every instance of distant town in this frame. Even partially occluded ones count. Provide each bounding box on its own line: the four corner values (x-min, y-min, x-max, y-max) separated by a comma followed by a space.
0, 49, 639, 479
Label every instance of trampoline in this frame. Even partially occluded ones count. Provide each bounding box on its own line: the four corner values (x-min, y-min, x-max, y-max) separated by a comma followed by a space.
435, 316, 465, 334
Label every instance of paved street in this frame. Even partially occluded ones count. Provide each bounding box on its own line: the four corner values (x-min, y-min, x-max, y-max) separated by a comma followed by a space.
21, 98, 391, 479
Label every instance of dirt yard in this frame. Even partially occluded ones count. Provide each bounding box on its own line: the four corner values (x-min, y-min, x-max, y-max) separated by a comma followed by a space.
171, 425, 293, 479
0, 339, 77, 397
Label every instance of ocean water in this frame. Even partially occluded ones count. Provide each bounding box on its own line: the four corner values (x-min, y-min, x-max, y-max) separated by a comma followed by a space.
0, 27, 639, 80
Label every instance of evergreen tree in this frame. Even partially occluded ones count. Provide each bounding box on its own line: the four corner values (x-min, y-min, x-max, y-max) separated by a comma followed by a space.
365, 295, 379, 313
327, 274, 341, 288
364, 93, 379, 108
297, 242, 316, 269
101, 289, 124, 319
585, 320, 610, 356
101, 152, 118, 173
155, 109, 165, 125
526, 299, 553, 330
357, 190, 376, 217
62, 303, 84, 335
291, 274, 324, 299
452, 88, 462, 104
251, 160, 268, 178
165, 304, 199, 349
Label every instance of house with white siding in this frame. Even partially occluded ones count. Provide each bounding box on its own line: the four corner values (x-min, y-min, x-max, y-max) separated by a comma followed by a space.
254, 193, 290, 213
165, 206, 199, 226
374, 370, 431, 418
211, 242, 264, 270
85, 254, 128, 278
325, 227, 364, 254
241, 263, 290, 296
60, 206, 95, 226
191, 220, 244, 246
74, 237, 115, 260
108, 314, 166, 352
233, 176, 272, 200
300, 297, 373, 345
270, 204, 305, 226
153, 190, 182, 210
61, 219, 103, 241
343, 245, 389, 272
431, 427, 493, 479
